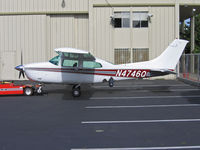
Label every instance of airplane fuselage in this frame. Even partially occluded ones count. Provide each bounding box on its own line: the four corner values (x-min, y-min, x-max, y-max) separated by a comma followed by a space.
24, 60, 152, 84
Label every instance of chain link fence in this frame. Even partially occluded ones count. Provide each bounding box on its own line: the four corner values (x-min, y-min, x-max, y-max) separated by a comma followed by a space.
179, 54, 200, 83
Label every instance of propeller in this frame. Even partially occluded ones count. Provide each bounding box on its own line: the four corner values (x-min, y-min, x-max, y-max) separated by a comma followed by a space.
15, 51, 25, 79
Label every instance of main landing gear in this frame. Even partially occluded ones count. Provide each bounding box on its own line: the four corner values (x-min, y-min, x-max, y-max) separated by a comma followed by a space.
72, 84, 81, 97
108, 77, 114, 87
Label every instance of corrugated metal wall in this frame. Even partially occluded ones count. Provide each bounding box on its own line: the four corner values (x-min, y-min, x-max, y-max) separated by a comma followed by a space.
93, 7, 114, 62
0, 0, 88, 12
0, 15, 47, 80
0, 14, 88, 80
92, 6, 176, 79
149, 6, 175, 60
149, 6, 175, 79
49, 14, 88, 58
92, 6, 175, 62
0, 0, 179, 80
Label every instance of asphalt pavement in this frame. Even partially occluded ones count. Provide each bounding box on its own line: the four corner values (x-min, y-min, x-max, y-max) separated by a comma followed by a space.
0, 79, 200, 150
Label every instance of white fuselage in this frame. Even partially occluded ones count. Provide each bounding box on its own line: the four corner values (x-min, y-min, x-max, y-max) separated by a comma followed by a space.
24, 58, 136, 84
19, 39, 188, 84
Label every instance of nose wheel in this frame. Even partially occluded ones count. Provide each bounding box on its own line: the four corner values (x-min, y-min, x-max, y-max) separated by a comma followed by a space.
72, 84, 81, 97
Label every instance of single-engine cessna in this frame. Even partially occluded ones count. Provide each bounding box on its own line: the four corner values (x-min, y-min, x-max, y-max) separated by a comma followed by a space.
15, 39, 188, 97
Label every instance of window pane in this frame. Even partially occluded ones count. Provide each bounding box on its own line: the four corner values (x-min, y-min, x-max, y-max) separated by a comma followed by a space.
123, 18, 130, 28
140, 12, 148, 21
94, 62, 102, 68
132, 48, 149, 62
133, 12, 148, 20
114, 12, 122, 18
133, 21, 140, 28
114, 48, 131, 64
141, 21, 148, 27
83, 61, 102, 68
49, 55, 60, 65
114, 12, 130, 28
133, 12, 140, 20
121, 12, 130, 18
69, 53, 79, 59
62, 60, 78, 67
83, 53, 95, 60
114, 18, 122, 28
63, 53, 79, 59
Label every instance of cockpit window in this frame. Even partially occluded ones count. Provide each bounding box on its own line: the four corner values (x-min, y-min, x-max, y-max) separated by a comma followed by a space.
62, 60, 78, 67
63, 53, 79, 59
49, 55, 60, 65
83, 53, 95, 60
83, 61, 102, 68
62, 52, 95, 61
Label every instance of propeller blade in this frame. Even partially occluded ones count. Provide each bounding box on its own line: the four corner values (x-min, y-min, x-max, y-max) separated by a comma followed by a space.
22, 71, 25, 78
19, 71, 22, 79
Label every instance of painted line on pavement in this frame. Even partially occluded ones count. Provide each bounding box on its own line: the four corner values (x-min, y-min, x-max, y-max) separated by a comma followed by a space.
71, 145, 200, 150
82, 119, 200, 124
94, 84, 191, 88
85, 104, 200, 109
90, 95, 200, 100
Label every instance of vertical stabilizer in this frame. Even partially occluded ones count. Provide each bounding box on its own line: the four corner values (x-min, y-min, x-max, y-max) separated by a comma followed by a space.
150, 39, 188, 69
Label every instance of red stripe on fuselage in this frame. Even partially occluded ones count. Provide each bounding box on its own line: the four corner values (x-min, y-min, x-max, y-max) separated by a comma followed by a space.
26, 68, 151, 78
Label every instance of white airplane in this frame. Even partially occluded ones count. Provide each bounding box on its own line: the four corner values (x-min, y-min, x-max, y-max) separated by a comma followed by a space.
15, 39, 188, 97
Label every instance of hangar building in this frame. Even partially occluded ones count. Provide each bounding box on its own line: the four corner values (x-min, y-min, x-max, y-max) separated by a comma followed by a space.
0, 0, 199, 80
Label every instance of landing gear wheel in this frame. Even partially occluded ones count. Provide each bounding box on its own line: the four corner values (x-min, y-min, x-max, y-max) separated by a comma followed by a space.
36, 86, 43, 95
108, 77, 114, 87
72, 85, 81, 97
24, 87, 34, 96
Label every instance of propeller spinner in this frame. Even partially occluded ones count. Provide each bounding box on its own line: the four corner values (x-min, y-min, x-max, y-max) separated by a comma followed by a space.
15, 65, 25, 79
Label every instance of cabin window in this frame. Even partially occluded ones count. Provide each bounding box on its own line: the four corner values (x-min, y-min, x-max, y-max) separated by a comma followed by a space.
62, 52, 95, 61
49, 55, 60, 66
62, 60, 78, 67
132, 12, 148, 28
83, 61, 102, 69
114, 12, 130, 28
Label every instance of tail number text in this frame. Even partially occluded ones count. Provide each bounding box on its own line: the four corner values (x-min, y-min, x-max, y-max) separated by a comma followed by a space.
115, 70, 149, 78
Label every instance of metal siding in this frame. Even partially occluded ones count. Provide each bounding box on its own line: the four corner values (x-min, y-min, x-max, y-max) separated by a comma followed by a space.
149, 6, 175, 60
0, 0, 88, 12
93, 7, 114, 62
75, 15, 89, 50
149, 6, 176, 79
0, 15, 46, 80
49, 14, 88, 58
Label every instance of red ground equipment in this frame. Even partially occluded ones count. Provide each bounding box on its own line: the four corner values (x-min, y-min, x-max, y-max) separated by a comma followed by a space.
0, 81, 42, 96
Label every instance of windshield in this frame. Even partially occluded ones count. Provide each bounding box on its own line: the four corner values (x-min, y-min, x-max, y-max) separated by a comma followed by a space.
49, 55, 60, 65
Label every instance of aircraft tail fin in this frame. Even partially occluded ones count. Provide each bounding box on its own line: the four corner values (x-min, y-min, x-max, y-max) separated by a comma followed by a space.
150, 39, 188, 70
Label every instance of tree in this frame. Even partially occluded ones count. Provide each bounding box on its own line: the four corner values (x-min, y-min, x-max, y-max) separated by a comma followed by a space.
180, 14, 200, 53
194, 14, 200, 53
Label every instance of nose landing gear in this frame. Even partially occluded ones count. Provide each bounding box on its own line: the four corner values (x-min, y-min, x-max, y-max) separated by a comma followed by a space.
72, 84, 81, 97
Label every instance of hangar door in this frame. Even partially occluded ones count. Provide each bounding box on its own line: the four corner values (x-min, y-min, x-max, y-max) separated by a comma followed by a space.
0, 51, 16, 80
49, 15, 88, 58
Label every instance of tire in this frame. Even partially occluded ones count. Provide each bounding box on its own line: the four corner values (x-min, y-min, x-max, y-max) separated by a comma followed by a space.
36, 87, 43, 94
72, 88, 81, 97
24, 87, 34, 96
109, 77, 114, 87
